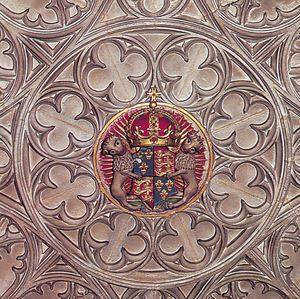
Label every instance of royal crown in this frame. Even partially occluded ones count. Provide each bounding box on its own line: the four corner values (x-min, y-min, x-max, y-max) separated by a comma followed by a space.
126, 87, 181, 147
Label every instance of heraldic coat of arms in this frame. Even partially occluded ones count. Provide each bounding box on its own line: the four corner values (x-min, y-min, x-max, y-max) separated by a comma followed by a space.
94, 88, 212, 216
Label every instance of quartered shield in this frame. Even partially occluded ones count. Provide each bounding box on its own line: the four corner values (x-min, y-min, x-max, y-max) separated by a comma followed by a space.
130, 146, 178, 210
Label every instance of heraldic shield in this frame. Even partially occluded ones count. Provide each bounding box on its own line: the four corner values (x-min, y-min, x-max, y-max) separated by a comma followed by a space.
131, 146, 179, 210
94, 87, 212, 216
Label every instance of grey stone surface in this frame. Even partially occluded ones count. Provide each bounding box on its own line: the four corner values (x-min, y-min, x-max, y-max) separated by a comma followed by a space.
0, 0, 300, 298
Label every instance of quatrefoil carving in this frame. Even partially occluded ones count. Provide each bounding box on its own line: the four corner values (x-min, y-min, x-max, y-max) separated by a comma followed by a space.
159, 213, 219, 264
86, 42, 148, 102
86, 213, 149, 271
35, 94, 94, 151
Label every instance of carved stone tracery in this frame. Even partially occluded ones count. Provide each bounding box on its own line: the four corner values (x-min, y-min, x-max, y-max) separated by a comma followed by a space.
0, 0, 299, 298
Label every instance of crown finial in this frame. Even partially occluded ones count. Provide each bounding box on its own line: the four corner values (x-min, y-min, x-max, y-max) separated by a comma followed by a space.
147, 86, 161, 108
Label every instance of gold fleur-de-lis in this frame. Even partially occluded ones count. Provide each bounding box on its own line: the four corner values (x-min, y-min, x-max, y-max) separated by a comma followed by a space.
160, 189, 169, 200
140, 162, 148, 174
155, 180, 164, 192
145, 148, 153, 160
166, 180, 174, 191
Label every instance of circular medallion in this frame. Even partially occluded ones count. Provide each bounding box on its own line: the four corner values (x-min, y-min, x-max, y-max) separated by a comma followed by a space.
94, 88, 213, 216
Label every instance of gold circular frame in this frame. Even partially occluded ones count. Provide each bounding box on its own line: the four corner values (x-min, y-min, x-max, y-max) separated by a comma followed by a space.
93, 102, 214, 217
